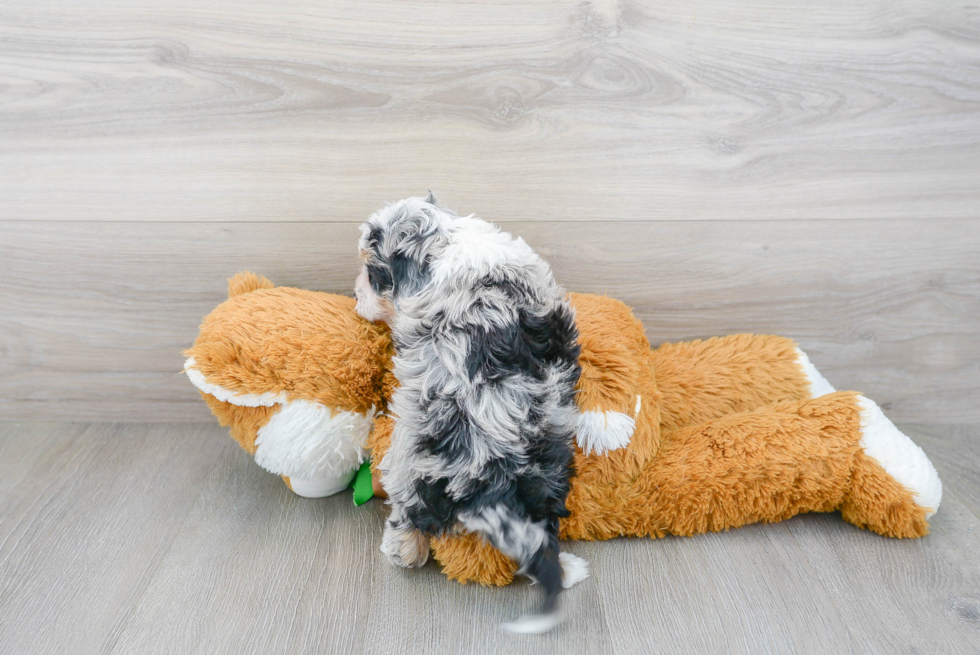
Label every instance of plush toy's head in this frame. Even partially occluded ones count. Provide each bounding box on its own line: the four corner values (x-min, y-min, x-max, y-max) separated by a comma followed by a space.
185, 272, 396, 497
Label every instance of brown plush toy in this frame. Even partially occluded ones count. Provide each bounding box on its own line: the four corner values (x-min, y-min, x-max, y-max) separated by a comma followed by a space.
186, 273, 942, 587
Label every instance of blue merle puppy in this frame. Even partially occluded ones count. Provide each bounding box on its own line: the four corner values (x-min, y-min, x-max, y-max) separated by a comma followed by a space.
354, 194, 588, 633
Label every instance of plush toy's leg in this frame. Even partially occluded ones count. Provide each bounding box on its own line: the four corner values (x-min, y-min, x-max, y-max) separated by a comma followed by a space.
651, 334, 834, 434
430, 531, 518, 586
840, 396, 942, 534
642, 391, 940, 539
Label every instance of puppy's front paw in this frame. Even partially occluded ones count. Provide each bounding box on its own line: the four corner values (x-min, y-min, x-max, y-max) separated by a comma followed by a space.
381, 521, 430, 568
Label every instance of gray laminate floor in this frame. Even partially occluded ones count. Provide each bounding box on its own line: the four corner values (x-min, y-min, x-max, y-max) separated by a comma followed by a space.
1, 422, 978, 654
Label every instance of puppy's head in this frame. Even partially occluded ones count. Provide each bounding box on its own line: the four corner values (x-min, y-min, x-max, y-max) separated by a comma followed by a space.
355, 193, 449, 323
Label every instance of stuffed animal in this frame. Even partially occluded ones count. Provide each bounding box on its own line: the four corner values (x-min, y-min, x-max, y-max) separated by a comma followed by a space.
185, 272, 942, 586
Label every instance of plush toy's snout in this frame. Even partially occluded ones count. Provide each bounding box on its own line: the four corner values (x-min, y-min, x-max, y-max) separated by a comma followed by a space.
185, 272, 396, 498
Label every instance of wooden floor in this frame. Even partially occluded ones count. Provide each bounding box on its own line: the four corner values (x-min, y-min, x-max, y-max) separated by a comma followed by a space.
2, 0, 980, 653
0, 421, 978, 654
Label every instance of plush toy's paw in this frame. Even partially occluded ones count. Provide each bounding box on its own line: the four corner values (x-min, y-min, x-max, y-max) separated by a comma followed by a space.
857, 396, 942, 518
381, 521, 430, 568
559, 552, 590, 589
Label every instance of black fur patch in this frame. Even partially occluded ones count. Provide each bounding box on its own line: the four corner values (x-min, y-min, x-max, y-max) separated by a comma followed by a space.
525, 540, 562, 614
365, 262, 392, 295
390, 251, 431, 299
414, 396, 474, 462
465, 304, 580, 382
365, 225, 385, 251
409, 478, 457, 533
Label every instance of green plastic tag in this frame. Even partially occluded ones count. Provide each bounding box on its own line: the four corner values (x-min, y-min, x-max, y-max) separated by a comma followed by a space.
351, 460, 374, 506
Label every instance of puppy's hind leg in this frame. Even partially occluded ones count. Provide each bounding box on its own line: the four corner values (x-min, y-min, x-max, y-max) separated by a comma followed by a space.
381, 505, 430, 568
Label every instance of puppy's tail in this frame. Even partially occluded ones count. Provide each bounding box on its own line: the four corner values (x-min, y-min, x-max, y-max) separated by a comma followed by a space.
460, 506, 570, 634
500, 541, 564, 634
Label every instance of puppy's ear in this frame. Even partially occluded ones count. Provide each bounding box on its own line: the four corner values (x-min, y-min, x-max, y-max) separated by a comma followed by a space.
363, 200, 445, 301
425, 190, 439, 206
385, 204, 444, 299
365, 262, 393, 295
390, 250, 430, 299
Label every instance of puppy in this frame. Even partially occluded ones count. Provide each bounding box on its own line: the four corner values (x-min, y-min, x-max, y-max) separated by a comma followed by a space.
355, 194, 584, 632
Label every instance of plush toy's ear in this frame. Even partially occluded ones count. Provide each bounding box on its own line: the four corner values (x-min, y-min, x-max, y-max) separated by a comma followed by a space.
228, 271, 274, 298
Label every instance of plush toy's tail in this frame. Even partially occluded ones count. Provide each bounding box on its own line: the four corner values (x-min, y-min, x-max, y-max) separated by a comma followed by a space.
227, 271, 275, 298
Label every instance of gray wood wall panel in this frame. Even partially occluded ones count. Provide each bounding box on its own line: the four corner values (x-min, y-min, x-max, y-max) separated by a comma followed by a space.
1, 219, 977, 423
1, 0, 978, 422
1, 1, 979, 223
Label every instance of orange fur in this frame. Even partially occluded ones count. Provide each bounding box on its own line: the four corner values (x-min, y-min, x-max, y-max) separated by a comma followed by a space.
190, 275, 931, 589
367, 415, 394, 481
430, 392, 928, 586
651, 333, 811, 433
200, 393, 277, 454
227, 271, 275, 298
841, 451, 930, 538
186, 281, 395, 415
431, 532, 518, 587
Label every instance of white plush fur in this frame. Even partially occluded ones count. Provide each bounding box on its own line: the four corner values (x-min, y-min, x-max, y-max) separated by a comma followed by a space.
794, 348, 836, 398
185, 357, 373, 494
254, 399, 373, 479
288, 472, 358, 498
857, 396, 943, 517
184, 357, 288, 407
576, 410, 635, 455
559, 552, 590, 589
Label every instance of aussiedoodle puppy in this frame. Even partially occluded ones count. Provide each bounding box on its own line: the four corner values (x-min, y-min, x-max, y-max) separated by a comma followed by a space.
354, 194, 587, 632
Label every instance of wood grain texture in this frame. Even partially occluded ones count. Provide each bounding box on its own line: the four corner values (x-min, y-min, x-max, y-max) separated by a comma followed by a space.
1, 422, 978, 654
0, 423, 228, 655
110, 440, 379, 655
2, 218, 977, 423
1, 1, 979, 222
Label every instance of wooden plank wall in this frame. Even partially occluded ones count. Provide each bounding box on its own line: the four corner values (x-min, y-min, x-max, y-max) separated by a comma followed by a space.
1, 0, 978, 423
